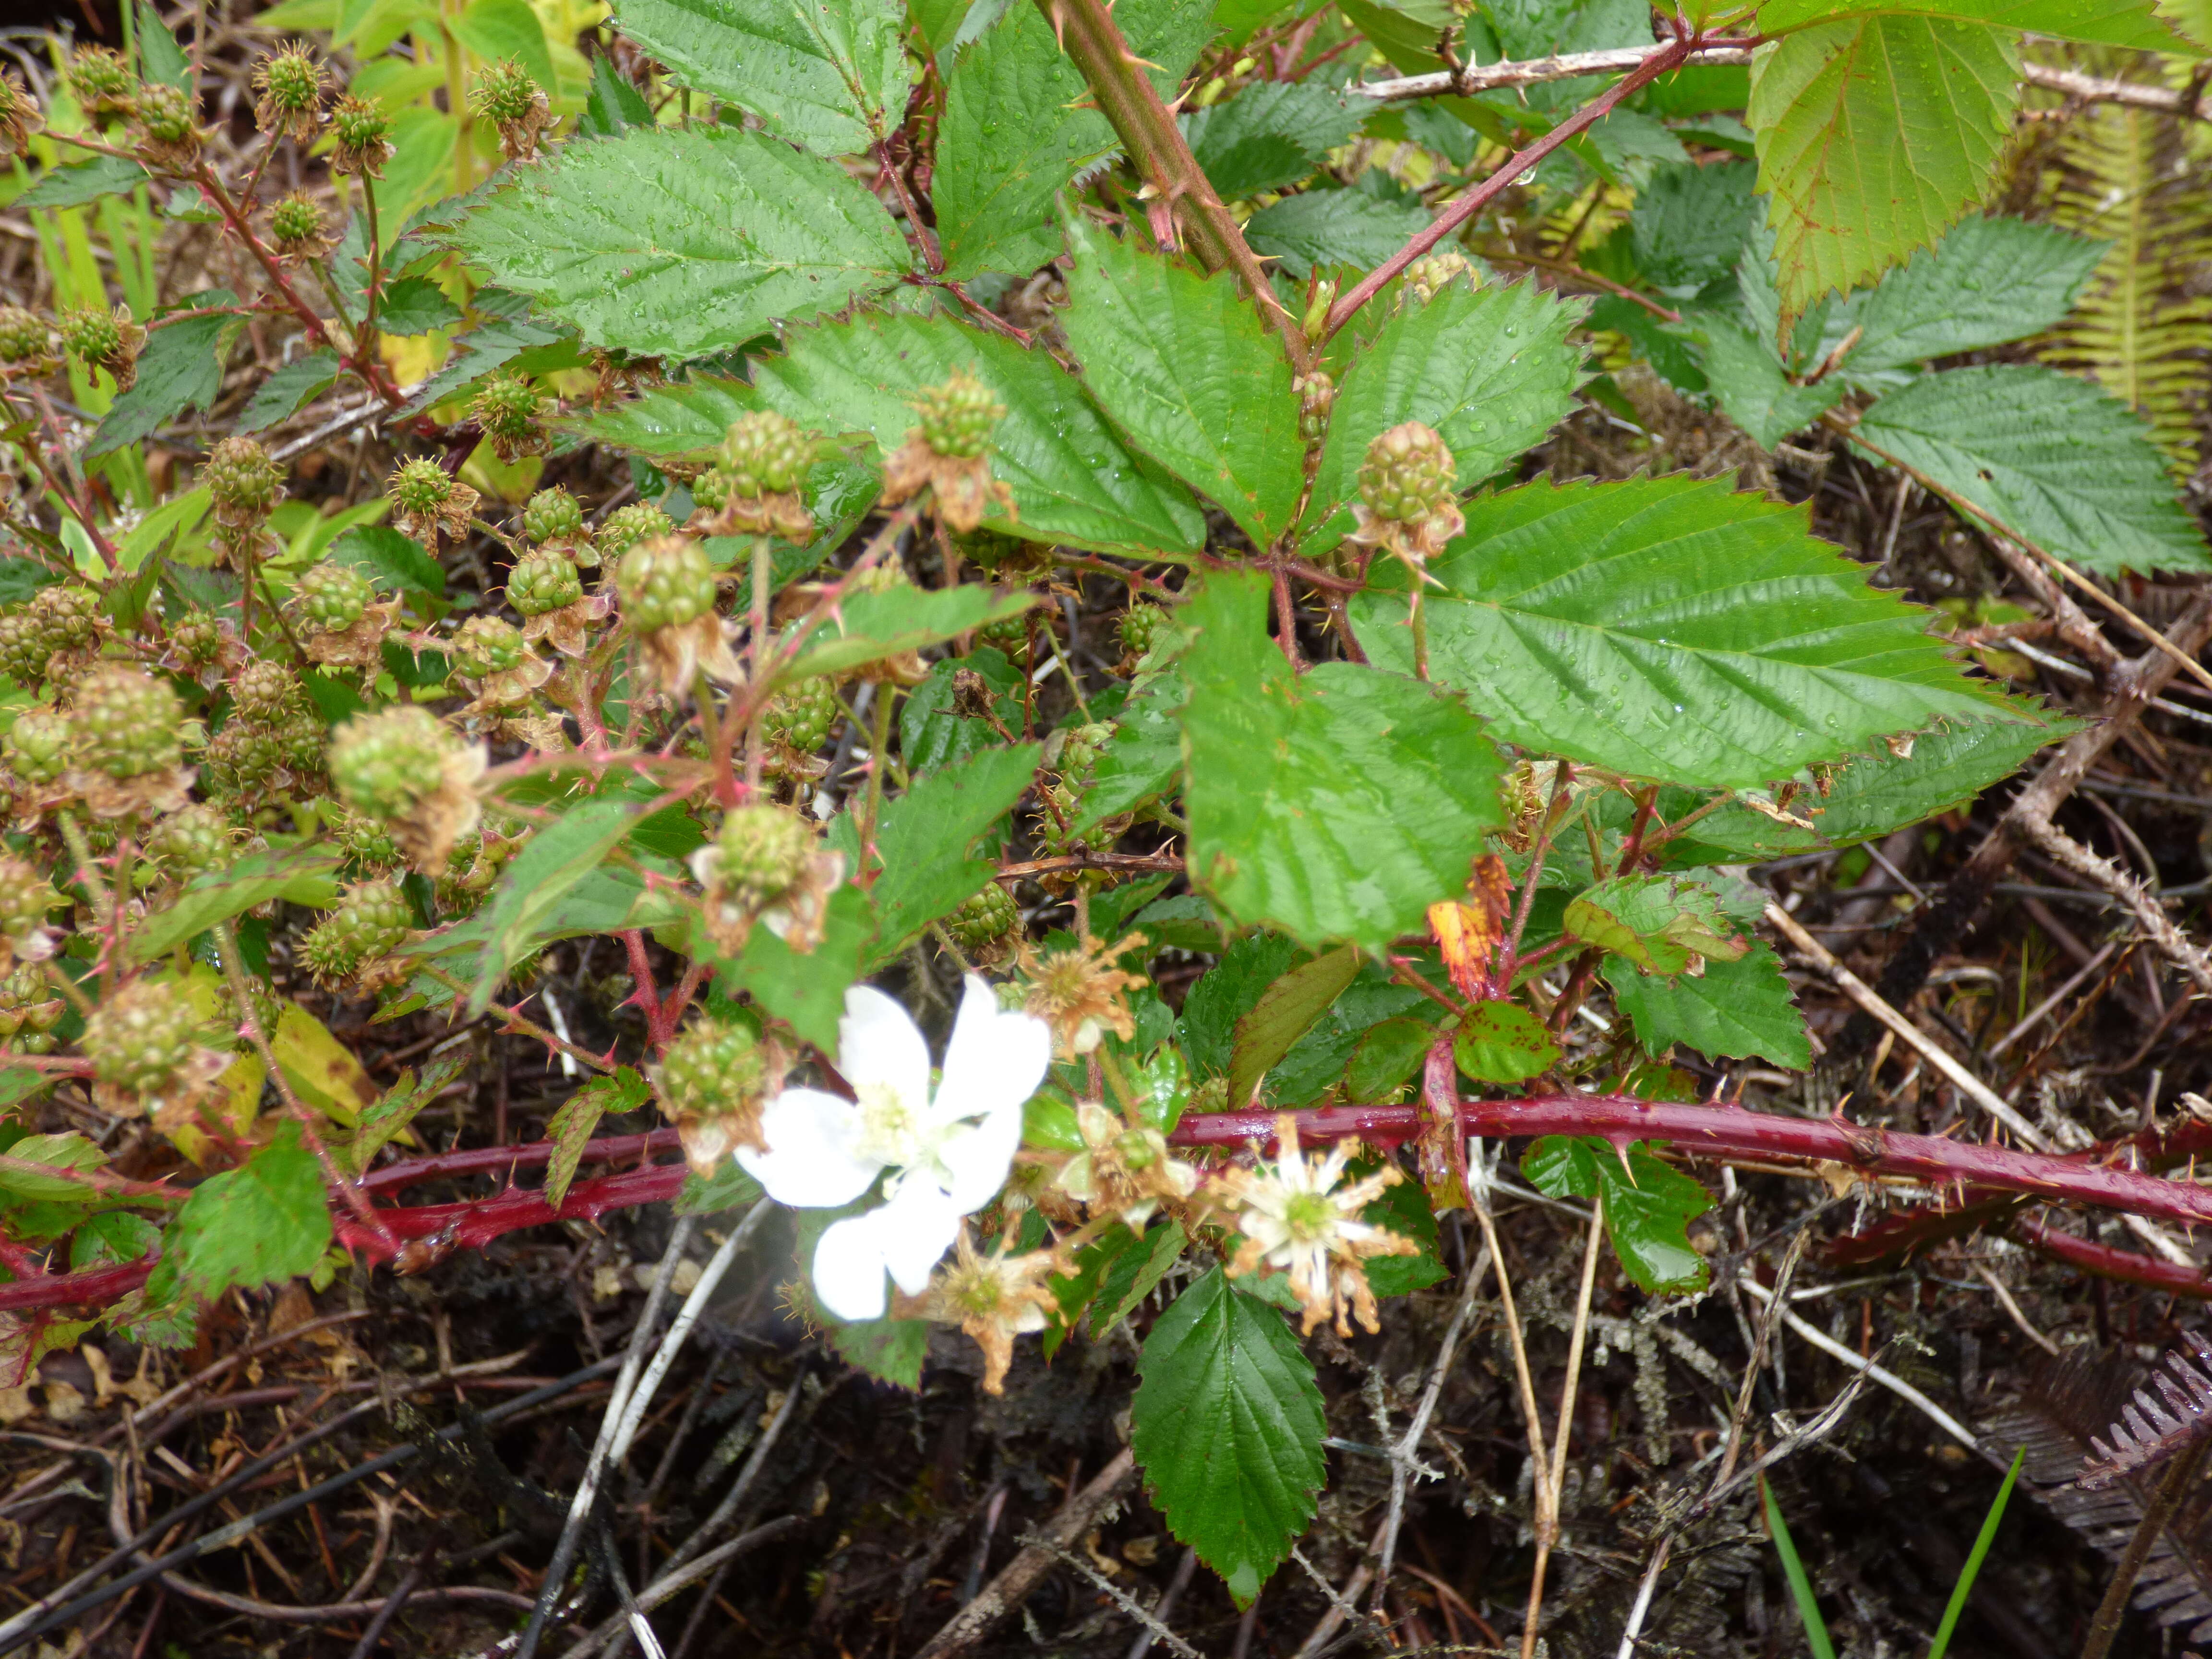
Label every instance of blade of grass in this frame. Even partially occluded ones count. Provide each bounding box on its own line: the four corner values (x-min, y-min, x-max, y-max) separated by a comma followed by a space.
1927, 1444, 2024, 1659
1761, 1474, 1837, 1659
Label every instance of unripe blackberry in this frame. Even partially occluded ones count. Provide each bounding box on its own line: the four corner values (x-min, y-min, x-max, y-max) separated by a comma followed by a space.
912, 369, 1004, 459
67, 47, 135, 114
523, 486, 584, 546
1357, 421, 1456, 523
1054, 721, 1112, 782
762, 679, 839, 752
0, 856, 55, 940
656, 1019, 766, 1119
328, 94, 391, 178
29, 585, 98, 654
687, 468, 732, 515
231, 659, 304, 722
469, 58, 540, 126
0, 965, 62, 1046
333, 807, 404, 871
131, 81, 198, 150
977, 613, 1032, 657
598, 502, 672, 559
302, 878, 409, 979
721, 410, 813, 495
294, 561, 374, 632
204, 435, 285, 525
948, 882, 1018, 950
202, 721, 285, 798
0, 305, 53, 367
327, 705, 455, 821
57, 305, 121, 366
1402, 250, 1470, 301
709, 804, 811, 909
616, 536, 716, 633
268, 191, 327, 255
0, 610, 47, 683
252, 43, 325, 141
505, 546, 584, 617
144, 801, 234, 877
213, 974, 281, 1046
72, 665, 182, 779
170, 609, 226, 665
84, 979, 203, 1095
389, 457, 455, 520
1118, 603, 1163, 660
4, 707, 69, 785
451, 615, 527, 677
471, 372, 544, 458
276, 706, 327, 776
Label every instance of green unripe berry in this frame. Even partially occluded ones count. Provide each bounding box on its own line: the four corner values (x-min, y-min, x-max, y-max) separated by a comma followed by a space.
144, 801, 235, 877
294, 562, 373, 632
656, 1019, 766, 1119
720, 410, 814, 496
1054, 721, 1112, 782
710, 804, 811, 910
329, 94, 391, 177
169, 609, 226, 665
388, 457, 455, 517
1118, 603, 1163, 659
84, 979, 204, 1095
213, 975, 281, 1046
0, 306, 52, 365
687, 468, 732, 515
327, 706, 455, 821
948, 882, 1018, 950
469, 59, 541, 126
616, 537, 716, 633
0, 611, 47, 684
451, 615, 527, 677
505, 547, 584, 617
333, 808, 404, 872
471, 373, 543, 451
977, 613, 1032, 657
132, 81, 197, 146
72, 664, 182, 780
202, 721, 286, 799
269, 191, 326, 253
912, 369, 1004, 459
301, 878, 411, 980
762, 679, 839, 753
204, 434, 285, 523
1357, 421, 1456, 524
231, 659, 304, 722
598, 502, 673, 559
67, 47, 135, 113
56, 305, 121, 365
276, 707, 327, 775
523, 486, 585, 545
4, 707, 70, 785
254, 46, 323, 125
29, 585, 98, 654
0, 856, 55, 940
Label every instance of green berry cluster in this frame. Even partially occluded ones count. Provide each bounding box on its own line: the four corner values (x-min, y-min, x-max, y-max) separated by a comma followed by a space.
505, 547, 584, 617
0, 305, 53, 366
710, 805, 811, 910
328, 706, 457, 821
329, 94, 390, 177
4, 708, 70, 786
57, 306, 121, 367
131, 81, 198, 150
687, 469, 732, 516
32, 586, 99, 657
524, 486, 585, 547
1357, 422, 1456, 524
169, 609, 227, 666
597, 502, 673, 559
720, 411, 813, 496
616, 537, 716, 633
253, 44, 324, 134
763, 679, 840, 753
205, 435, 285, 524
67, 47, 135, 113
332, 807, 405, 873
947, 882, 1018, 950
389, 457, 456, 517
656, 1019, 766, 1119
144, 802, 237, 879
72, 665, 183, 781
452, 615, 528, 678
913, 369, 1005, 459
472, 373, 544, 456
0, 966, 64, 1054
294, 562, 374, 633
1118, 603, 1164, 660
469, 59, 541, 125
301, 878, 411, 981
0, 856, 55, 940
85, 980, 204, 1096
269, 191, 326, 253
0, 612, 47, 684
232, 660, 308, 723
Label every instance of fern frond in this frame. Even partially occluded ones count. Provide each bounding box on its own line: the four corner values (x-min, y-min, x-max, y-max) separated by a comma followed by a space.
2082, 1329, 2212, 1490
2040, 102, 2212, 468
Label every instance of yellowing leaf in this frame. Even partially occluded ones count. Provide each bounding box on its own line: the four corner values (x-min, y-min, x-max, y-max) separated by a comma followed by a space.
273, 1004, 377, 1125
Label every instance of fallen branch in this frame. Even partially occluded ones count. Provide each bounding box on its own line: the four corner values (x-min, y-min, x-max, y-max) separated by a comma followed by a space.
2019, 817, 2212, 996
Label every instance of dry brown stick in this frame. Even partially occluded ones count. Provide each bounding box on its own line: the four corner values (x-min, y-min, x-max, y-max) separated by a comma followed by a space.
2020, 817, 2212, 996
2080, 1437, 2212, 1659
912, 1449, 1137, 1659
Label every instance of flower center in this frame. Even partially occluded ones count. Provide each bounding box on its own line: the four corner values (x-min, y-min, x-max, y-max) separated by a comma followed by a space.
1281, 1190, 1337, 1244
853, 1080, 926, 1167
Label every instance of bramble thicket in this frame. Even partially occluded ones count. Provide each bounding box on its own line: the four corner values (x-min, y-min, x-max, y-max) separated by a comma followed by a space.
3, 0, 2212, 1649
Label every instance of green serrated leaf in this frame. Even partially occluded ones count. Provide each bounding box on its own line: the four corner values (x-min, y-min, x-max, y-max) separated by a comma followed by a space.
329, 525, 446, 596
830, 1310, 933, 1386
582, 50, 656, 135
71, 1211, 160, 1271
728, 883, 874, 1049
1357, 1157, 1444, 1297
1181, 933, 1304, 1080
862, 743, 1042, 966
1131, 1267, 1326, 1603
1758, 0, 2172, 49
1565, 874, 1749, 975
1346, 1016, 1434, 1099
901, 649, 1024, 774
347, 1054, 469, 1173
1072, 668, 1186, 839
1091, 1220, 1189, 1334
1354, 475, 2018, 790
453, 125, 911, 359
130, 848, 342, 965
1061, 225, 1305, 547
746, 313, 1207, 554
17, 154, 151, 211
1228, 946, 1362, 1110
1749, 15, 2018, 316
137, 0, 192, 87
545, 1067, 650, 1207
1453, 1000, 1558, 1083
1304, 281, 1584, 555
0, 1134, 109, 1205
1245, 187, 1429, 279
145, 1121, 333, 1307
89, 291, 236, 458
1182, 82, 1364, 202
453, 0, 556, 87
1605, 940, 1810, 1068
1182, 571, 1509, 950
609, 0, 909, 154
1851, 362, 2212, 577
376, 276, 466, 336
1686, 313, 1842, 449
1632, 159, 1758, 290
787, 587, 1033, 684
238, 351, 341, 433
676, 1157, 764, 1214
1522, 1136, 1713, 1294
469, 801, 645, 1013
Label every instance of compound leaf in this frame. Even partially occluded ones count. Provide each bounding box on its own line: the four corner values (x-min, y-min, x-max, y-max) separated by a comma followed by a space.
453, 125, 911, 359
1132, 1267, 1326, 1604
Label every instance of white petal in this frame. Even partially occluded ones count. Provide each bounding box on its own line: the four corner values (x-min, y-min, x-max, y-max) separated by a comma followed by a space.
839, 985, 932, 1110
874, 1179, 962, 1298
736, 1086, 880, 1208
812, 1212, 890, 1321
939, 1104, 1023, 1214
932, 974, 1051, 1129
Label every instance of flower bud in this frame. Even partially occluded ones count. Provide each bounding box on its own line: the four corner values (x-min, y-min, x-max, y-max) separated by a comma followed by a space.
1294, 370, 1334, 445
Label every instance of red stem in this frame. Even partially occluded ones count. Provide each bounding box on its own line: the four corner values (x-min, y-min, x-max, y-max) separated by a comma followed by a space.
0, 1255, 155, 1314
334, 1160, 690, 1263
2012, 1215, 2212, 1298
357, 1128, 682, 1195
1169, 1097, 2212, 1229
1321, 33, 1698, 338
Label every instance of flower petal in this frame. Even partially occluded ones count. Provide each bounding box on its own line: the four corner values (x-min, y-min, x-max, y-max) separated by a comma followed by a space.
933, 974, 1051, 1130
938, 1104, 1024, 1214
737, 1086, 879, 1208
840, 985, 932, 1110
874, 1179, 962, 1298
811, 1212, 890, 1321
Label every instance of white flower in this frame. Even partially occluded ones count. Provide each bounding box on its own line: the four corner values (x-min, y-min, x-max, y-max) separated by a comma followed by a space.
738, 974, 1051, 1322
